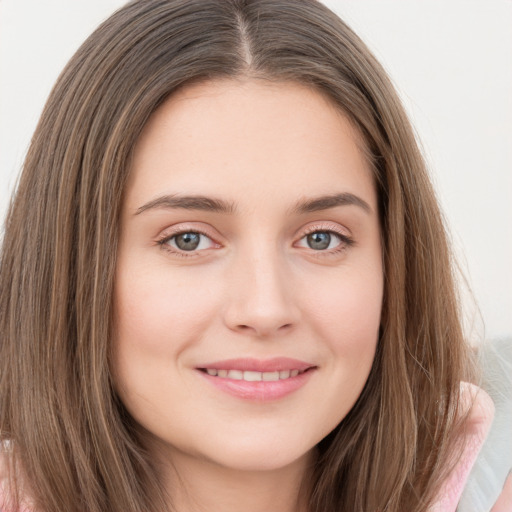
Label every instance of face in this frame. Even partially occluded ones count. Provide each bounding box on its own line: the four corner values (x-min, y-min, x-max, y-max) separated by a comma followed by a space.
113, 79, 383, 474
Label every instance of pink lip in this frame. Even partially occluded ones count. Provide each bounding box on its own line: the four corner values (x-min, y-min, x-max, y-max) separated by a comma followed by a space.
196, 357, 316, 401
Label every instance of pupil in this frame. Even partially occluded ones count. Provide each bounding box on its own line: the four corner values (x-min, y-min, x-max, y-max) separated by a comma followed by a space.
176, 233, 200, 251
307, 232, 330, 250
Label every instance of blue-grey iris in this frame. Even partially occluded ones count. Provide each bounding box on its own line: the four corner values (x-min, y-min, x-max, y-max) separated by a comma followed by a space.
307, 232, 331, 250
175, 232, 201, 251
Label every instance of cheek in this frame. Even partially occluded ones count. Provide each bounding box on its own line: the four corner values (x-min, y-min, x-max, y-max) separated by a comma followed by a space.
305, 263, 383, 351
113, 265, 220, 356
301, 263, 383, 420
111, 266, 221, 423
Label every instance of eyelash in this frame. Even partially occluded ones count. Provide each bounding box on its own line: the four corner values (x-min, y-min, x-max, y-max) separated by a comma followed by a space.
156, 227, 217, 258
299, 225, 355, 257
156, 225, 354, 258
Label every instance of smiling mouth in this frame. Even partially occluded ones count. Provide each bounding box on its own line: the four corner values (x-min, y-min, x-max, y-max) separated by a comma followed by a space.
196, 359, 316, 400
198, 368, 309, 381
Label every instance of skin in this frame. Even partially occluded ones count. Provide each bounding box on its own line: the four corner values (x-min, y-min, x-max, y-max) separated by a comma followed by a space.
113, 79, 384, 512
491, 472, 512, 512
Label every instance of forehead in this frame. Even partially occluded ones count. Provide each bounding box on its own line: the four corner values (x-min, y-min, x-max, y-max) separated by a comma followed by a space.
126, 78, 376, 214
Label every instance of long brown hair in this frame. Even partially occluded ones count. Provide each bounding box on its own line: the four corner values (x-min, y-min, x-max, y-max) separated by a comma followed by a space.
0, 1, 473, 510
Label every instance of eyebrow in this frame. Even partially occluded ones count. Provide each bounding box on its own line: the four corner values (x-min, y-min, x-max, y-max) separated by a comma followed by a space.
291, 192, 372, 215
135, 192, 372, 216
135, 194, 236, 215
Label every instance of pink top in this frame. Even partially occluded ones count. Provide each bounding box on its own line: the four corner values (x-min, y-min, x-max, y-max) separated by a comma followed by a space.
0, 384, 496, 512
429, 383, 495, 511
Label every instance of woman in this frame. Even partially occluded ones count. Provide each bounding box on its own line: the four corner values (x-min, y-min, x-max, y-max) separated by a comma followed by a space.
0, 1, 499, 510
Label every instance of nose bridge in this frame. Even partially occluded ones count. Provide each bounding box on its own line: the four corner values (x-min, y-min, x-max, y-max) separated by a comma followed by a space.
223, 239, 298, 337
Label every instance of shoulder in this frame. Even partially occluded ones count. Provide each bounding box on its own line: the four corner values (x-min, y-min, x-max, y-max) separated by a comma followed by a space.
0, 445, 14, 512
0, 445, 33, 512
429, 382, 495, 512
458, 382, 495, 436
0, 447, 9, 511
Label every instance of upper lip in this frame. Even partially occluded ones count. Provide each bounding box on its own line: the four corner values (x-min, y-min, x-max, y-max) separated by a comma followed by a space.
196, 357, 315, 372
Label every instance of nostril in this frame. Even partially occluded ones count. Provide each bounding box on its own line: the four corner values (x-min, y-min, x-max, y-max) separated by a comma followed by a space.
233, 322, 294, 336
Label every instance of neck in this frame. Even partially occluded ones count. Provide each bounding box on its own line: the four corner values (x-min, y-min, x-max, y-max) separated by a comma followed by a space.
156, 446, 316, 512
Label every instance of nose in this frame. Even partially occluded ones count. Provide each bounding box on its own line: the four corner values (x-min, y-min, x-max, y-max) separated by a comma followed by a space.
222, 249, 300, 338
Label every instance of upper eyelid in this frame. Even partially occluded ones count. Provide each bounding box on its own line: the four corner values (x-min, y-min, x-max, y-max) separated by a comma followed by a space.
157, 222, 219, 240
157, 219, 349, 236
156, 220, 351, 240
297, 221, 352, 238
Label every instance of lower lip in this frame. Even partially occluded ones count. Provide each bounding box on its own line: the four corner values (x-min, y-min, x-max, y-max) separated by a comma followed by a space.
197, 369, 315, 401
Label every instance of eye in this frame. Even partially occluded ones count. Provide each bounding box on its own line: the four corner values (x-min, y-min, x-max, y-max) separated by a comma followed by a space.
160, 231, 216, 252
296, 229, 353, 252
304, 231, 335, 250
298, 231, 340, 251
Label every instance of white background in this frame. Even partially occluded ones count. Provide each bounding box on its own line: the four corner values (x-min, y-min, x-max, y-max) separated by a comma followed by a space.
1, 1, 511, 340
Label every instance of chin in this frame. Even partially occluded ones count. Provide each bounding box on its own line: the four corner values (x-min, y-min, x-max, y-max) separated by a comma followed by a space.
209, 449, 313, 473
195, 432, 318, 473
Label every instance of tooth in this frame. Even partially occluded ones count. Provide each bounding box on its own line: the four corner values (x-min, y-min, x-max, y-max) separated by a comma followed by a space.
211, 368, 301, 381
244, 371, 262, 381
